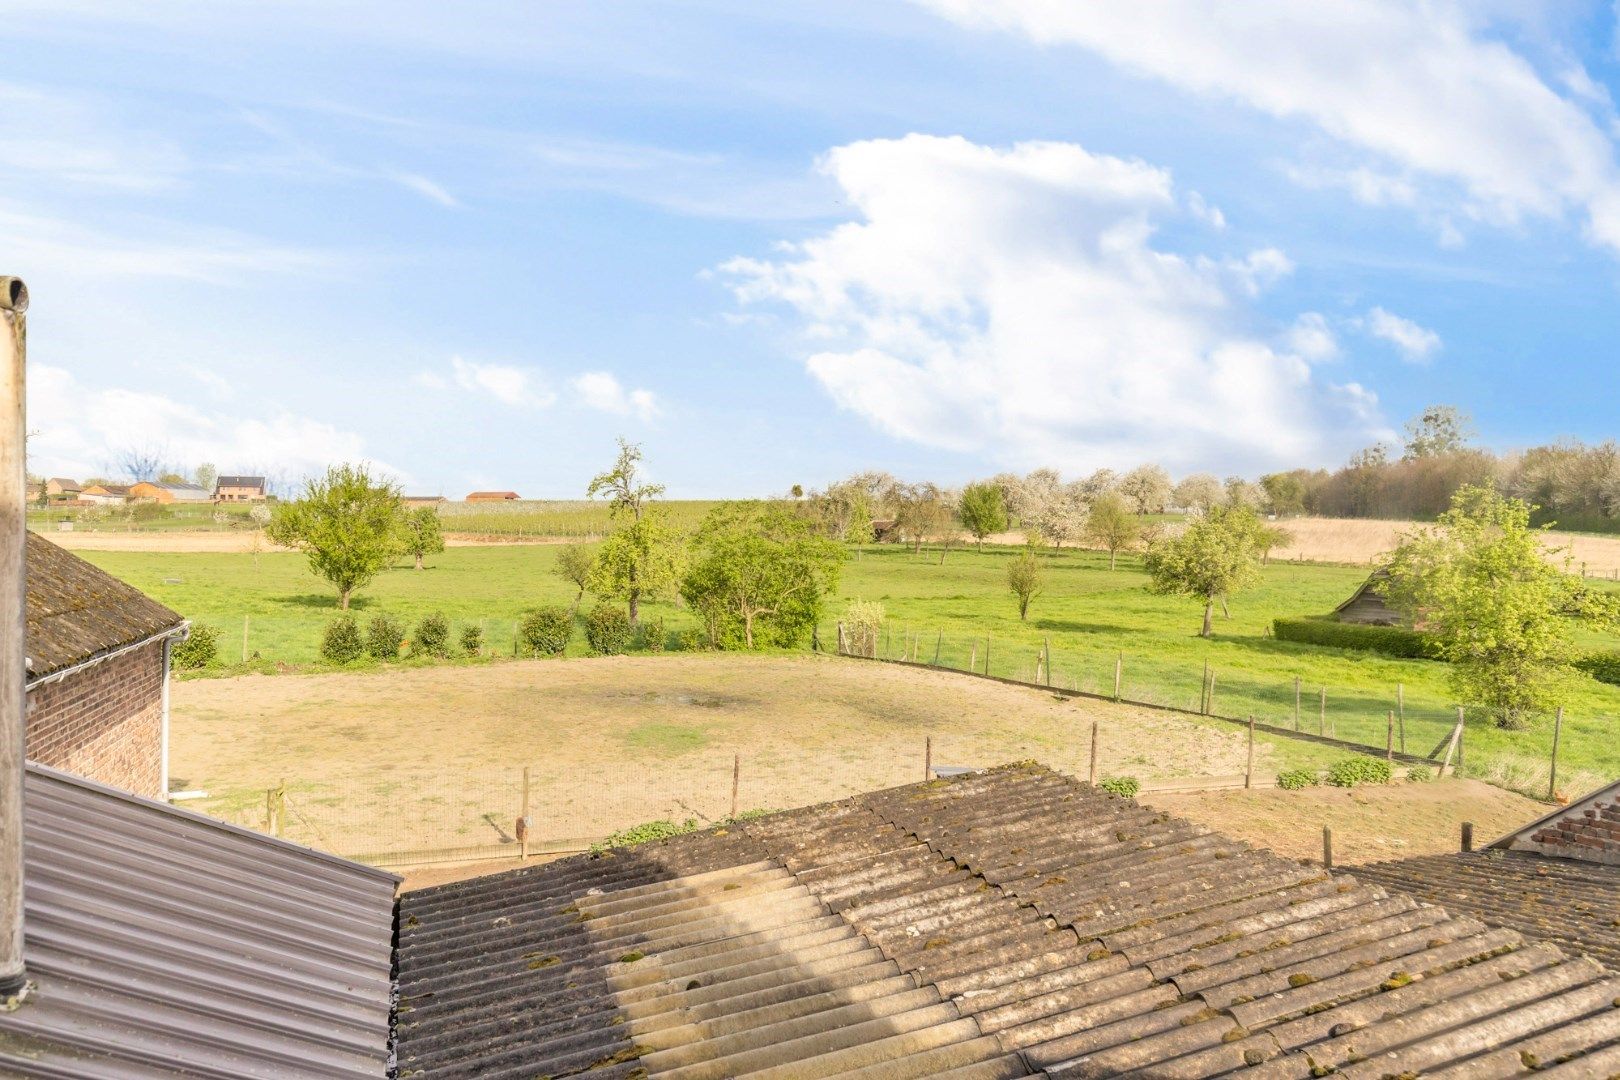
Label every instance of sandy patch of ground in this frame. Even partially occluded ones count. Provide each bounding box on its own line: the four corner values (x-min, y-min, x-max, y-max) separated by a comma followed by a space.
1147, 777, 1543, 866
171, 653, 1283, 865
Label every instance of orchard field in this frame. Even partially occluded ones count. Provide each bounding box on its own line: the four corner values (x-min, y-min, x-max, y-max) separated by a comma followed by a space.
68, 537, 1620, 796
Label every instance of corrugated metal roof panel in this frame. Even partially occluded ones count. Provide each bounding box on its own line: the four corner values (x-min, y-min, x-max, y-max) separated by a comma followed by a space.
0, 763, 398, 1079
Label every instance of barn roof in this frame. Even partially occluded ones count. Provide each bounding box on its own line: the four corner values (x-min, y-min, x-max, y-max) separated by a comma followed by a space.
0, 763, 399, 1078
465, 490, 520, 500
215, 475, 266, 488
24, 533, 185, 682
394, 762, 1620, 1079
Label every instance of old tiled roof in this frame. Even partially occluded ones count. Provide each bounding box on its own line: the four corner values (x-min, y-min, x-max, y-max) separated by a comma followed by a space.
1358, 849, 1620, 971
0, 763, 400, 1078
394, 763, 1620, 1079
216, 475, 266, 488
25, 532, 184, 681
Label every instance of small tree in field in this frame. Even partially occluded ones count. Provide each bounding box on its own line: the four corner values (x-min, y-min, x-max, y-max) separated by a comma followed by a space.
1142, 505, 1264, 637
1085, 492, 1141, 570
1382, 484, 1619, 729
587, 438, 679, 623
398, 506, 444, 570
681, 502, 845, 649
553, 544, 596, 610
1006, 543, 1044, 621
958, 481, 1008, 550
267, 464, 404, 609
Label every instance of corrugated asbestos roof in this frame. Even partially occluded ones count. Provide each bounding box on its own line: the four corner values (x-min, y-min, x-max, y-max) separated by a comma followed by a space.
1358, 849, 1620, 972
24, 533, 184, 680
0, 763, 399, 1079
396, 762, 1620, 1079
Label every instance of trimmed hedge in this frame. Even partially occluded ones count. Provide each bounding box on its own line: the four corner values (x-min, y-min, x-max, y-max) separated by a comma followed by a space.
585, 603, 633, 656
520, 606, 573, 657
320, 614, 364, 664
1273, 616, 1439, 659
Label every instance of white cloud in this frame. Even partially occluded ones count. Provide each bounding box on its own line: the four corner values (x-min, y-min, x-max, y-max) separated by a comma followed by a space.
1286, 313, 1340, 363
920, 2, 1620, 251
0, 82, 187, 192
1363, 307, 1443, 363
571, 371, 659, 421
387, 171, 461, 208
723, 133, 1381, 473
26, 363, 402, 483
446, 355, 554, 408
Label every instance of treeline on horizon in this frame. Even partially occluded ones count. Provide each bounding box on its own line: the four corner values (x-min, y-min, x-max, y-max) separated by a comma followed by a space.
794, 406, 1620, 540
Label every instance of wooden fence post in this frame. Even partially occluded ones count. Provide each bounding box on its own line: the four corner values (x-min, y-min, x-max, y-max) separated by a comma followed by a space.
1322, 826, 1333, 870
1460, 821, 1474, 853
924, 736, 932, 782
1386, 711, 1394, 762
1456, 706, 1465, 768
1114, 653, 1123, 703
1201, 660, 1210, 714
1318, 688, 1326, 736
1438, 712, 1464, 776
242, 614, 250, 662
837, 622, 847, 655
520, 767, 531, 861
1043, 638, 1051, 687
1089, 721, 1099, 786
1549, 706, 1563, 801
1207, 671, 1218, 718
969, 640, 977, 673
731, 753, 740, 819
933, 631, 943, 666
984, 637, 991, 676
1293, 676, 1301, 731
1245, 716, 1255, 789
1396, 683, 1406, 752
274, 778, 285, 838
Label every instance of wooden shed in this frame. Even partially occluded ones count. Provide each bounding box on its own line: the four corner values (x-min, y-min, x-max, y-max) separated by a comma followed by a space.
1333, 568, 1402, 626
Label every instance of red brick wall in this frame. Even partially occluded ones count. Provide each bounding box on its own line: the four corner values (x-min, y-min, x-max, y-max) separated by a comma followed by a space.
1527, 798, 1620, 865
25, 639, 165, 800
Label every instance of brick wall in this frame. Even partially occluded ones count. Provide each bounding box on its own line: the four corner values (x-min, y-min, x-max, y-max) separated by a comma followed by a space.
25, 639, 166, 801
1525, 797, 1620, 866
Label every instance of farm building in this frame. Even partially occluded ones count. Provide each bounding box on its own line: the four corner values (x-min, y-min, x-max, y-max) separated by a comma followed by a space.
129, 479, 212, 503
465, 490, 521, 502
42, 477, 79, 498
213, 473, 267, 501
394, 762, 1620, 1077
1333, 568, 1403, 625
79, 482, 131, 505
24, 533, 187, 800
403, 494, 447, 508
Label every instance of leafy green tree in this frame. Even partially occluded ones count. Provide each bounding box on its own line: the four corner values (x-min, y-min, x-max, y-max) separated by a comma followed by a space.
1403, 404, 1473, 460
266, 463, 404, 608
586, 437, 677, 623
1085, 492, 1141, 570
893, 481, 952, 555
1006, 543, 1044, 621
552, 544, 596, 610
1142, 505, 1265, 637
1259, 471, 1307, 516
958, 481, 1008, 550
1381, 484, 1620, 729
194, 462, 217, 494
681, 501, 846, 649
397, 506, 444, 570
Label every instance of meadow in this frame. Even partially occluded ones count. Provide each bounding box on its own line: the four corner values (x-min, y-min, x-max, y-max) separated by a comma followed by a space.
74, 538, 1620, 796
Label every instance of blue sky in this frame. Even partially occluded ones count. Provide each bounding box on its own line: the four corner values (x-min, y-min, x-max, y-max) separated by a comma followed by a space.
11, 2, 1620, 496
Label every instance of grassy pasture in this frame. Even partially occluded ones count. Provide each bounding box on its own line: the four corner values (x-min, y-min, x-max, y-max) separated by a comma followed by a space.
73, 539, 1620, 794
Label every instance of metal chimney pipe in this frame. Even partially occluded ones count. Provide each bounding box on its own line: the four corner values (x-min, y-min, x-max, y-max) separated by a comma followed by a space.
0, 275, 29, 999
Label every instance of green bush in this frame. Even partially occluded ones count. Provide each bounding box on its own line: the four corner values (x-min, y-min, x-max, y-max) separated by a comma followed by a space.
640, 616, 666, 653
1099, 776, 1140, 798
676, 626, 710, 652
1574, 650, 1620, 687
1276, 768, 1318, 791
1325, 756, 1394, 788
172, 623, 219, 669
585, 603, 633, 656
520, 606, 573, 657
459, 623, 484, 655
320, 614, 365, 664
1272, 616, 1440, 659
411, 612, 451, 658
365, 613, 404, 660
1405, 764, 1434, 783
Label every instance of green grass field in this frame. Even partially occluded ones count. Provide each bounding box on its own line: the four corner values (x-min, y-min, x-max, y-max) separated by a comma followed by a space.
72, 539, 1620, 795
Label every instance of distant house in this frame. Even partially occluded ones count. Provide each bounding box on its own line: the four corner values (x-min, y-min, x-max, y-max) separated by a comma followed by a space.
79, 483, 132, 505
403, 494, 447, 508
465, 490, 521, 502
129, 480, 212, 504
43, 478, 80, 498
1333, 568, 1402, 625
214, 474, 268, 501
24, 534, 187, 800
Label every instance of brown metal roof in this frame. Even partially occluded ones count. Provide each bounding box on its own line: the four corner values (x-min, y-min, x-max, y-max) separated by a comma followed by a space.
24, 532, 184, 681
395, 762, 1620, 1078
0, 763, 399, 1078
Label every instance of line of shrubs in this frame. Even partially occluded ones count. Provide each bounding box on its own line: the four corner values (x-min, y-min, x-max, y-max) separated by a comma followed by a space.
1275, 756, 1431, 790
320, 611, 473, 664
1275, 615, 1620, 687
